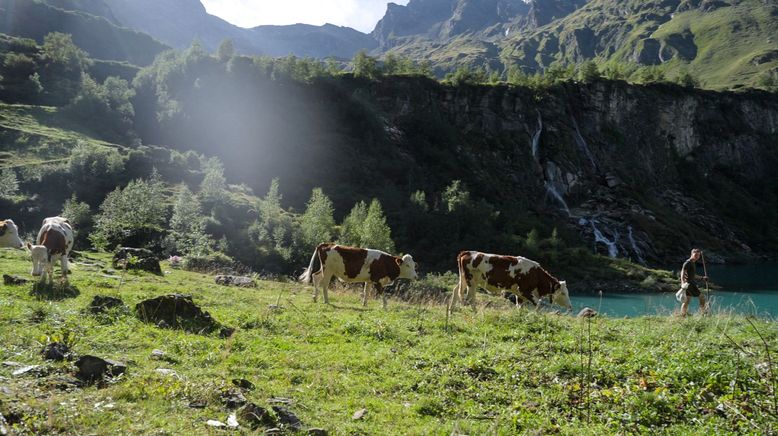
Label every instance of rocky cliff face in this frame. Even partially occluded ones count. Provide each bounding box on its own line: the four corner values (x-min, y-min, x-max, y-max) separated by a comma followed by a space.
136, 66, 778, 266
334, 78, 778, 264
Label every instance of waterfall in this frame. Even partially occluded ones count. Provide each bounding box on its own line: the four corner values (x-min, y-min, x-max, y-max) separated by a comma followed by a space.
531, 111, 542, 158
572, 117, 597, 169
545, 183, 570, 216
628, 225, 647, 264
579, 218, 619, 258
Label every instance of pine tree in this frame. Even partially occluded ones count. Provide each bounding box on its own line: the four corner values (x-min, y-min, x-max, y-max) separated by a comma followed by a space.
300, 188, 335, 247
340, 201, 368, 246
362, 199, 395, 253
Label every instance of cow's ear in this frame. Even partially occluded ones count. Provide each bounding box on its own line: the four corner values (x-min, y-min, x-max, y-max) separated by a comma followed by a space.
0, 222, 6, 236
395, 257, 402, 267
25, 242, 32, 250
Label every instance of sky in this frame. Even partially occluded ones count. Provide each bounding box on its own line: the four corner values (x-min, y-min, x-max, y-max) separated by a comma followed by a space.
200, 0, 410, 33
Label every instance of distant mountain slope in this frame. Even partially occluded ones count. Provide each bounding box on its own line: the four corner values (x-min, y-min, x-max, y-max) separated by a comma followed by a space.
0, 0, 168, 65
102, 0, 377, 58
499, 0, 778, 88
372, 0, 777, 88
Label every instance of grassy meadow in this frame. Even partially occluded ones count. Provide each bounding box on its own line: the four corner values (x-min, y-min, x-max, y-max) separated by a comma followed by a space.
0, 248, 775, 435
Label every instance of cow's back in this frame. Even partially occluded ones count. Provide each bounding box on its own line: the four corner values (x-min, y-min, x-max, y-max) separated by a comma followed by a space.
37, 222, 74, 255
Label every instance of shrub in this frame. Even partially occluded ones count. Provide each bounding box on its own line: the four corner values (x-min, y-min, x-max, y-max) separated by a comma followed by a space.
166, 186, 213, 256
0, 168, 19, 199
90, 173, 168, 250
61, 194, 92, 248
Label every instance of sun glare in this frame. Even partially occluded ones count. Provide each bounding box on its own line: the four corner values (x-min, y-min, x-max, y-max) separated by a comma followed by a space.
200, 0, 410, 33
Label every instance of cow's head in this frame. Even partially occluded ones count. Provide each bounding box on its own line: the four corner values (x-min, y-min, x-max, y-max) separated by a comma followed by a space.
552, 280, 573, 310
398, 254, 418, 280
27, 242, 49, 277
0, 220, 24, 249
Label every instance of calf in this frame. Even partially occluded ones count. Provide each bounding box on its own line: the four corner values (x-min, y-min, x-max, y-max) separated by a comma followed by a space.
298, 243, 418, 309
0, 219, 24, 249
27, 217, 74, 283
448, 251, 572, 314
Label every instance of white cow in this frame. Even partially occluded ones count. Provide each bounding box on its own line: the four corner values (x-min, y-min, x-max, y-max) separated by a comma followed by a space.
0, 219, 24, 249
27, 217, 74, 283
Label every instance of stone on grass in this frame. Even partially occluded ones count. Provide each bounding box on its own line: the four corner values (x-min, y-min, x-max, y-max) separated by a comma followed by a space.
352, 408, 367, 420
3, 275, 29, 286
88, 296, 126, 314
238, 403, 276, 429
232, 378, 254, 391
272, 406, 303, 430
12, 366, 41, 377
74, 355, 126, 382
215, 275, 257, 288
220, 389, 247, 410
577, 307, 598, 318
41, 342, 69, 361
308, 428, 328, 436
135, 294, 230, 336
112, 247, 162, 275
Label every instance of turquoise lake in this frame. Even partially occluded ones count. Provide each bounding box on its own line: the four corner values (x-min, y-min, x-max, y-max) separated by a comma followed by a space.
571, 263, 778, 318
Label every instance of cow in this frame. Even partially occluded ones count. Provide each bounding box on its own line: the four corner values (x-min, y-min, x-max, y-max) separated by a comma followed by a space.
0, 219, 24, 249
298, 243, 419, 309
26, 217, 74, 283
448, 251, 572, 314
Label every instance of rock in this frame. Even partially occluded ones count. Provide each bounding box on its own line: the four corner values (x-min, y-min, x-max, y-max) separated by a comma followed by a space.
272, 406, 303, 430
49, 376, 84, 391
3, 275, 29, 285
215, 275, 257, 288
88, 295, 126, 314
206, 420, 226, 428
151, 349, 166, 359
577, 307, 598, 318
220, 389, 247, 409
41, 342, 69, 361
227, 413, 239, 428
265, 429, 282, 435
135, 294, 228, 335
12, 365, 41, 377
308, 428, 328, 436
155, 368, 179, 378
112, 247, 162, 275
189, 400, 207, 409
219, 327, 235, 339
232, 378, 254, 391
238, 403, 275, 429
352, 408, 368, 420
74, 355, 126, 382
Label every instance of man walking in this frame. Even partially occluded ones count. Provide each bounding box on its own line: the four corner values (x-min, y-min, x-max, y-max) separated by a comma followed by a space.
679, 248, 708, 316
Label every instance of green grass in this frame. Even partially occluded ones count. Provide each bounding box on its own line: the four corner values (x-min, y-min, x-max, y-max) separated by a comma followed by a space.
1, 248, 775, 434
0, 103, 123, 170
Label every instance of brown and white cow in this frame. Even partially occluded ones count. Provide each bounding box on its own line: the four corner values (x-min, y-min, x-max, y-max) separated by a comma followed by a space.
0, 219, 24, 249
298, 243, 418, 309
26, 217, 74, 283
448, 251, 572, 314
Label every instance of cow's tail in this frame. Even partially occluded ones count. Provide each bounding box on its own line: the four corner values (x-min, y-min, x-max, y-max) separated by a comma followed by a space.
298, 245, 320, 284
455, 252, 467, 300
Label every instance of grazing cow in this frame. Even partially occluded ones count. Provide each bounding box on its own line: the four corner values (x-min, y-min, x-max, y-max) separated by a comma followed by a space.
448, 251, 572, 314
298, 243, 419, 309
0, 219, 24, 249
27, 217, 74, 283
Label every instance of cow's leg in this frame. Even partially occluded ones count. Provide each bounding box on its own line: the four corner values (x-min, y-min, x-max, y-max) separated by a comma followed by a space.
375, 283, 387, 310
311, 270, 322, 302
447, 282, 460, 318
60, 255, 69, 281
61, 255, 70, 275
362, 282, 370, 307
320, 272, 333, 304
466, 283, 477, 312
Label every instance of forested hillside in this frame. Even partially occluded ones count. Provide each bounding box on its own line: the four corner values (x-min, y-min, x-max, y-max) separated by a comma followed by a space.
1, 32, 776, 290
